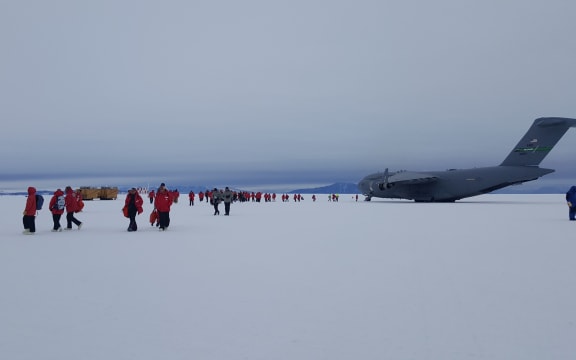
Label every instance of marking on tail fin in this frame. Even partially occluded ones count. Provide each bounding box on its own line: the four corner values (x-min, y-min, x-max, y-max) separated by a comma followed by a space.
512, 146, 553, 154
500, 117, 576, 167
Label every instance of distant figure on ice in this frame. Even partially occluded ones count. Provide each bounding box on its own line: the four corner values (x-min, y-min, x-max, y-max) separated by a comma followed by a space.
189, 191, 195, 206
65, 186, 82, 230
154, 183, 173, 230
125, 188, 144, 232
148, 189, 155, 204
566, 186, 576, 221
49, 188, 65, 232
212, 188, 222, 215
223, 187, 233, 216
22, 186, 37, 235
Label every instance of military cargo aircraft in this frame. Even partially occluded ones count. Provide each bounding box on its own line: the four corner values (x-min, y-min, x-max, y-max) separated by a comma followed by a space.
358, 117, 576, 202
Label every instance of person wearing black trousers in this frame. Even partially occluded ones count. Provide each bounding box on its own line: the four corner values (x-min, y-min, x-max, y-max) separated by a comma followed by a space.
49, 188, 65, 232
22, 186, 37, 235
154, 183, 173, 230
223, 187, 233, 216
212, 188, 221, 215
125, 188, 144, 231
64, 186, 82, 230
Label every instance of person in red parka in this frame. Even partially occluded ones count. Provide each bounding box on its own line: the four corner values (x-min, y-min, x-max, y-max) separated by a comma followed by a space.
125, 187, 144, 232
154, 183, 173, 231
189, 191, 195, 206
65, 186, 82, 230
75, 189, 84, 212
48, 188, 65, 232
22, 186, 37, 235
148, 189, 155, 204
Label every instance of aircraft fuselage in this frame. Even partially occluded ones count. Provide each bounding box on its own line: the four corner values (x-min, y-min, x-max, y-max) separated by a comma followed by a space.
359, 117, 576, 202
359, 166, 554, 202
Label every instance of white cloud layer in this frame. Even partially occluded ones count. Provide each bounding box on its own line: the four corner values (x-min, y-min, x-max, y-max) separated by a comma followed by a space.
1, 1, 576, 186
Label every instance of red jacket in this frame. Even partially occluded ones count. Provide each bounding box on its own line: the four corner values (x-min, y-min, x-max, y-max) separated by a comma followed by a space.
49, 189, 65, 215
65, 188, 79, 212
154, 189, 173, 212
125, 192, 144, 214
24, 187, 37, 216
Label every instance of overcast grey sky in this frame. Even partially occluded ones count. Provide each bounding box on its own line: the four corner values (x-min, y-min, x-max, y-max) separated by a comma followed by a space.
2, 0, 576, 188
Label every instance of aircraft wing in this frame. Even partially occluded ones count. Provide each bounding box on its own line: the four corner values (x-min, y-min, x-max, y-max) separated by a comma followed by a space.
389, 171, 438, 184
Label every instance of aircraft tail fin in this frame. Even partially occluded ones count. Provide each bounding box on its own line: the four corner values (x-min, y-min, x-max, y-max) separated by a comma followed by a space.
500, 117, 576, 167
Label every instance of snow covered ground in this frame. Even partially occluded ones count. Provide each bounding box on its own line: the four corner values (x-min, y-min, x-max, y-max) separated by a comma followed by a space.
1, 193, 575, 360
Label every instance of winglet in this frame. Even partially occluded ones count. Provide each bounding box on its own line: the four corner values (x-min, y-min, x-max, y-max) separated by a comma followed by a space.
500, 117, 576, 167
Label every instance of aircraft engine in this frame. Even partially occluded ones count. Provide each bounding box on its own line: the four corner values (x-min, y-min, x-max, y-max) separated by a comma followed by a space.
378, 182, 393, 190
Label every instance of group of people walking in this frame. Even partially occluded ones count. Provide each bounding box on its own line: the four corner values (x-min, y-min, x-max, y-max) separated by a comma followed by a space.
22, 186, 83, 235
125, 183, 173, 231
210, 187, 234, 216
148, 185, 235, 218
22, 184, 576, 235
127, 183, 235, 232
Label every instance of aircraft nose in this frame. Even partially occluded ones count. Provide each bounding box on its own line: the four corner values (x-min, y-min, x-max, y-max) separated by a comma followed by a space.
358, 178, 372, 194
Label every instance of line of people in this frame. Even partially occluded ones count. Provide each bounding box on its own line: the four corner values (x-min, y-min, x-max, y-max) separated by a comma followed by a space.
25, 184, 576, 236
132, 183, 234, 230
22, 183, 374, 235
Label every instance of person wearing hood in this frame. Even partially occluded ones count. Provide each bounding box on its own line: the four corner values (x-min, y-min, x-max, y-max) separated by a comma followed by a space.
566, 186, 576, 221
65, 186, 82, 230
154, 183, 173, 231
22, 186, 37, 235
125, 188, 144, 232
49, 188, 65, 232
